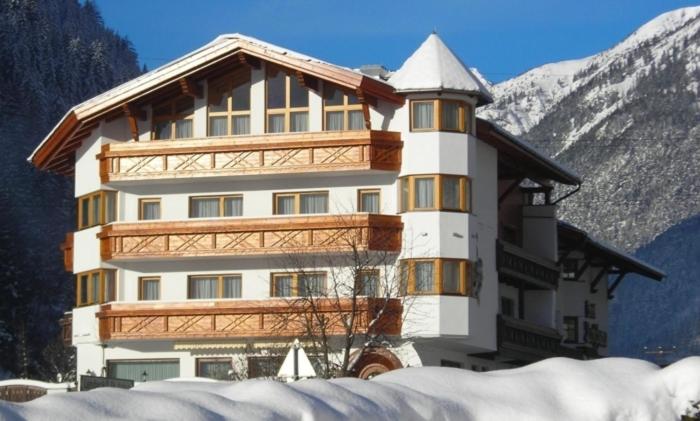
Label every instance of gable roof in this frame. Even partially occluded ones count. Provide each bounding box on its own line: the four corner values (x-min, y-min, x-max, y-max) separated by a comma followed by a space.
388, 33, 493, 105
29, 34, 403, 174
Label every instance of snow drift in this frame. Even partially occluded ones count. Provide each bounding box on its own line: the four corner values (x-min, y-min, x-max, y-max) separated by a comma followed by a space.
1, 357, 699, 420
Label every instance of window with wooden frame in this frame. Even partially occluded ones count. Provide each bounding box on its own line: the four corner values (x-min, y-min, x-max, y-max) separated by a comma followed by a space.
270, 272, 326, 297
399, 258, 470, 296
152, 96, 194, 140
398, 175, 470, 213
188, 274, 242, 299
75, 269, 116, 307
410, 99, 473, 133
273, 191, 328, 215
356, 269, 380, 297
358, 189, 380, 213
564, 316, 579, 343
138, 198, 161, 220
323, 83, 364, 130
208, 67, 251, 136
196, 358, 232, 380
189, 195, 243, 218
266, 65, 309, 133
138, 277, 160, 301
77, 190, 117, 230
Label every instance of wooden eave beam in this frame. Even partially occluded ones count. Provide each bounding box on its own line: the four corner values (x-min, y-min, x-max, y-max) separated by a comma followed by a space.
238, 52, 261, 69
179, 77, 203, 99
122, 104, 146, 141
589, 266, 609, 293
295, 70, 319, 91
607, 272, 627, 299
572, 259, 590, 283
498, 177, 524, 206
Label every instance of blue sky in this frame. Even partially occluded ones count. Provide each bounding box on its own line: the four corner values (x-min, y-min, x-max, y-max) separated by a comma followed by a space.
94, 0, 698, 83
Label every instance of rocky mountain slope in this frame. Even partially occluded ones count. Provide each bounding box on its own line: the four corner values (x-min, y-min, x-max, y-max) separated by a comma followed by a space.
479, 6, 700, 251
477, 6, 700, 360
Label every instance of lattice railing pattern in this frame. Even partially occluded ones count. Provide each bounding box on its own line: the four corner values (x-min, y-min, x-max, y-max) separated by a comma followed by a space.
100, 131, 402, 182
99, 215, 403, 260
97, 298, 403, 341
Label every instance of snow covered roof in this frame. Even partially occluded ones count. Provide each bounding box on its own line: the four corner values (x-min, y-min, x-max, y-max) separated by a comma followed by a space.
388, 33, 493, 105
28, 33, 403, 173
558, 221, 665, 281
476, 118, 581, 185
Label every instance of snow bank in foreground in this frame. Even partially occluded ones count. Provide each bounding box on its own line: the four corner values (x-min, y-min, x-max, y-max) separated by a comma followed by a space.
2, 357, 699, 421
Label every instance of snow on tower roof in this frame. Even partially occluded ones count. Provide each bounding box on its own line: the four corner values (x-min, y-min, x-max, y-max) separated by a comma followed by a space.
388, 33, 493, 105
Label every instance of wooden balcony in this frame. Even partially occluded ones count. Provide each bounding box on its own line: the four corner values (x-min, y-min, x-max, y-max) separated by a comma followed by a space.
98, 214, 403, 260
97, 298, 403, 341
497, 315, 574, 362
60, 233, 73, 273
497, 241, 560, 289
98, 130, 402, 183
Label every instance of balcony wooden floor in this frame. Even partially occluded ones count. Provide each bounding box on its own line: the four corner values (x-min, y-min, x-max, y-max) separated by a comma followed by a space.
98, 214, 403, 260
97, 298, 403, 341
99, 130, 402, 183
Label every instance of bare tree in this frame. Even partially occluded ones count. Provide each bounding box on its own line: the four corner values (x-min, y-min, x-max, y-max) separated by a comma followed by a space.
271, 214, 412, 378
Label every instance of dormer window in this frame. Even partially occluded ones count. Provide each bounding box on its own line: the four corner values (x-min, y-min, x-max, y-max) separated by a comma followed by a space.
152, 96, 194, 140
410, 99, 472, 133
323, 84, 364, 130
266, 65, 309, 133
208, 68, 252, 136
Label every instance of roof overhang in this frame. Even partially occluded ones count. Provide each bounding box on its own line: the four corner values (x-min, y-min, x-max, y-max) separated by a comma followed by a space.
558, 221, 665, 281
29, 35, 404, 174
476, 118, 581, 186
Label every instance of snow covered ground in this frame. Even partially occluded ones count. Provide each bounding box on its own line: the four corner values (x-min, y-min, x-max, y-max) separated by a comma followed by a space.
1, 357, 699, 420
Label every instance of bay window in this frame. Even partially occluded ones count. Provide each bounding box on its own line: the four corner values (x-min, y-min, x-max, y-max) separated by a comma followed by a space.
410, 99, 473, 133
76, 269, 116, 306
398, 174, 470, 212
77, 190, 117, 230
400, 258, 470, 296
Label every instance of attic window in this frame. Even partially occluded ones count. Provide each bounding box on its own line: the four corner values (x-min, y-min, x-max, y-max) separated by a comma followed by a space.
208, 67, 252, 136
323, 84, 364, 130
152, 96, 194, 140
410, 99, 472, 134
266, 65, 309, 133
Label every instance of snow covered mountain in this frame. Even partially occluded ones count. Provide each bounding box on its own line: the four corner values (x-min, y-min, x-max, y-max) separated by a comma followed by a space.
478, 5, 700, 251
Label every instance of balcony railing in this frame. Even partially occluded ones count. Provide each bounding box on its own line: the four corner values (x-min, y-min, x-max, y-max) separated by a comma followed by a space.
497, 315, 573, 361
497, 241, 560, 289
97, 298, 403, 341
98, 130, 402, 183
98, 214, 403, 260
60, 233, 73, 273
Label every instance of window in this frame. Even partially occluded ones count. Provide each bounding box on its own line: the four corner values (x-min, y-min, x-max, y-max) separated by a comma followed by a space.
273, 191, 328, 215
501, 297, 515, 317
247, 355, 285, 379
410, 99, 472, 133
139, 198, 161, 220
197, 358, 232, 380
139, 277, 160, 301
564, 316, 579, 343
208, 68, 251, 136
152, 96, 194, 140
271, 272, 326, 297
562, 259, 579, 281
188, 274, 242, 299
108, 360, 179, 382
357, 270, 379, 296
358, 189, 380, 213
77, 190, 117, 230
398, 175, 470, 213
75, 269, 116, 307
266, 65, 309, 133
585, 301, 596, 319
189, 195, 243, 218
400, 259, 470, 295
323, 84, 364, 130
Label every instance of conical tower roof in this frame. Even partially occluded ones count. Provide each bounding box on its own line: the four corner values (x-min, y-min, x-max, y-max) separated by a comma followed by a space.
389, 33, 493, 105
